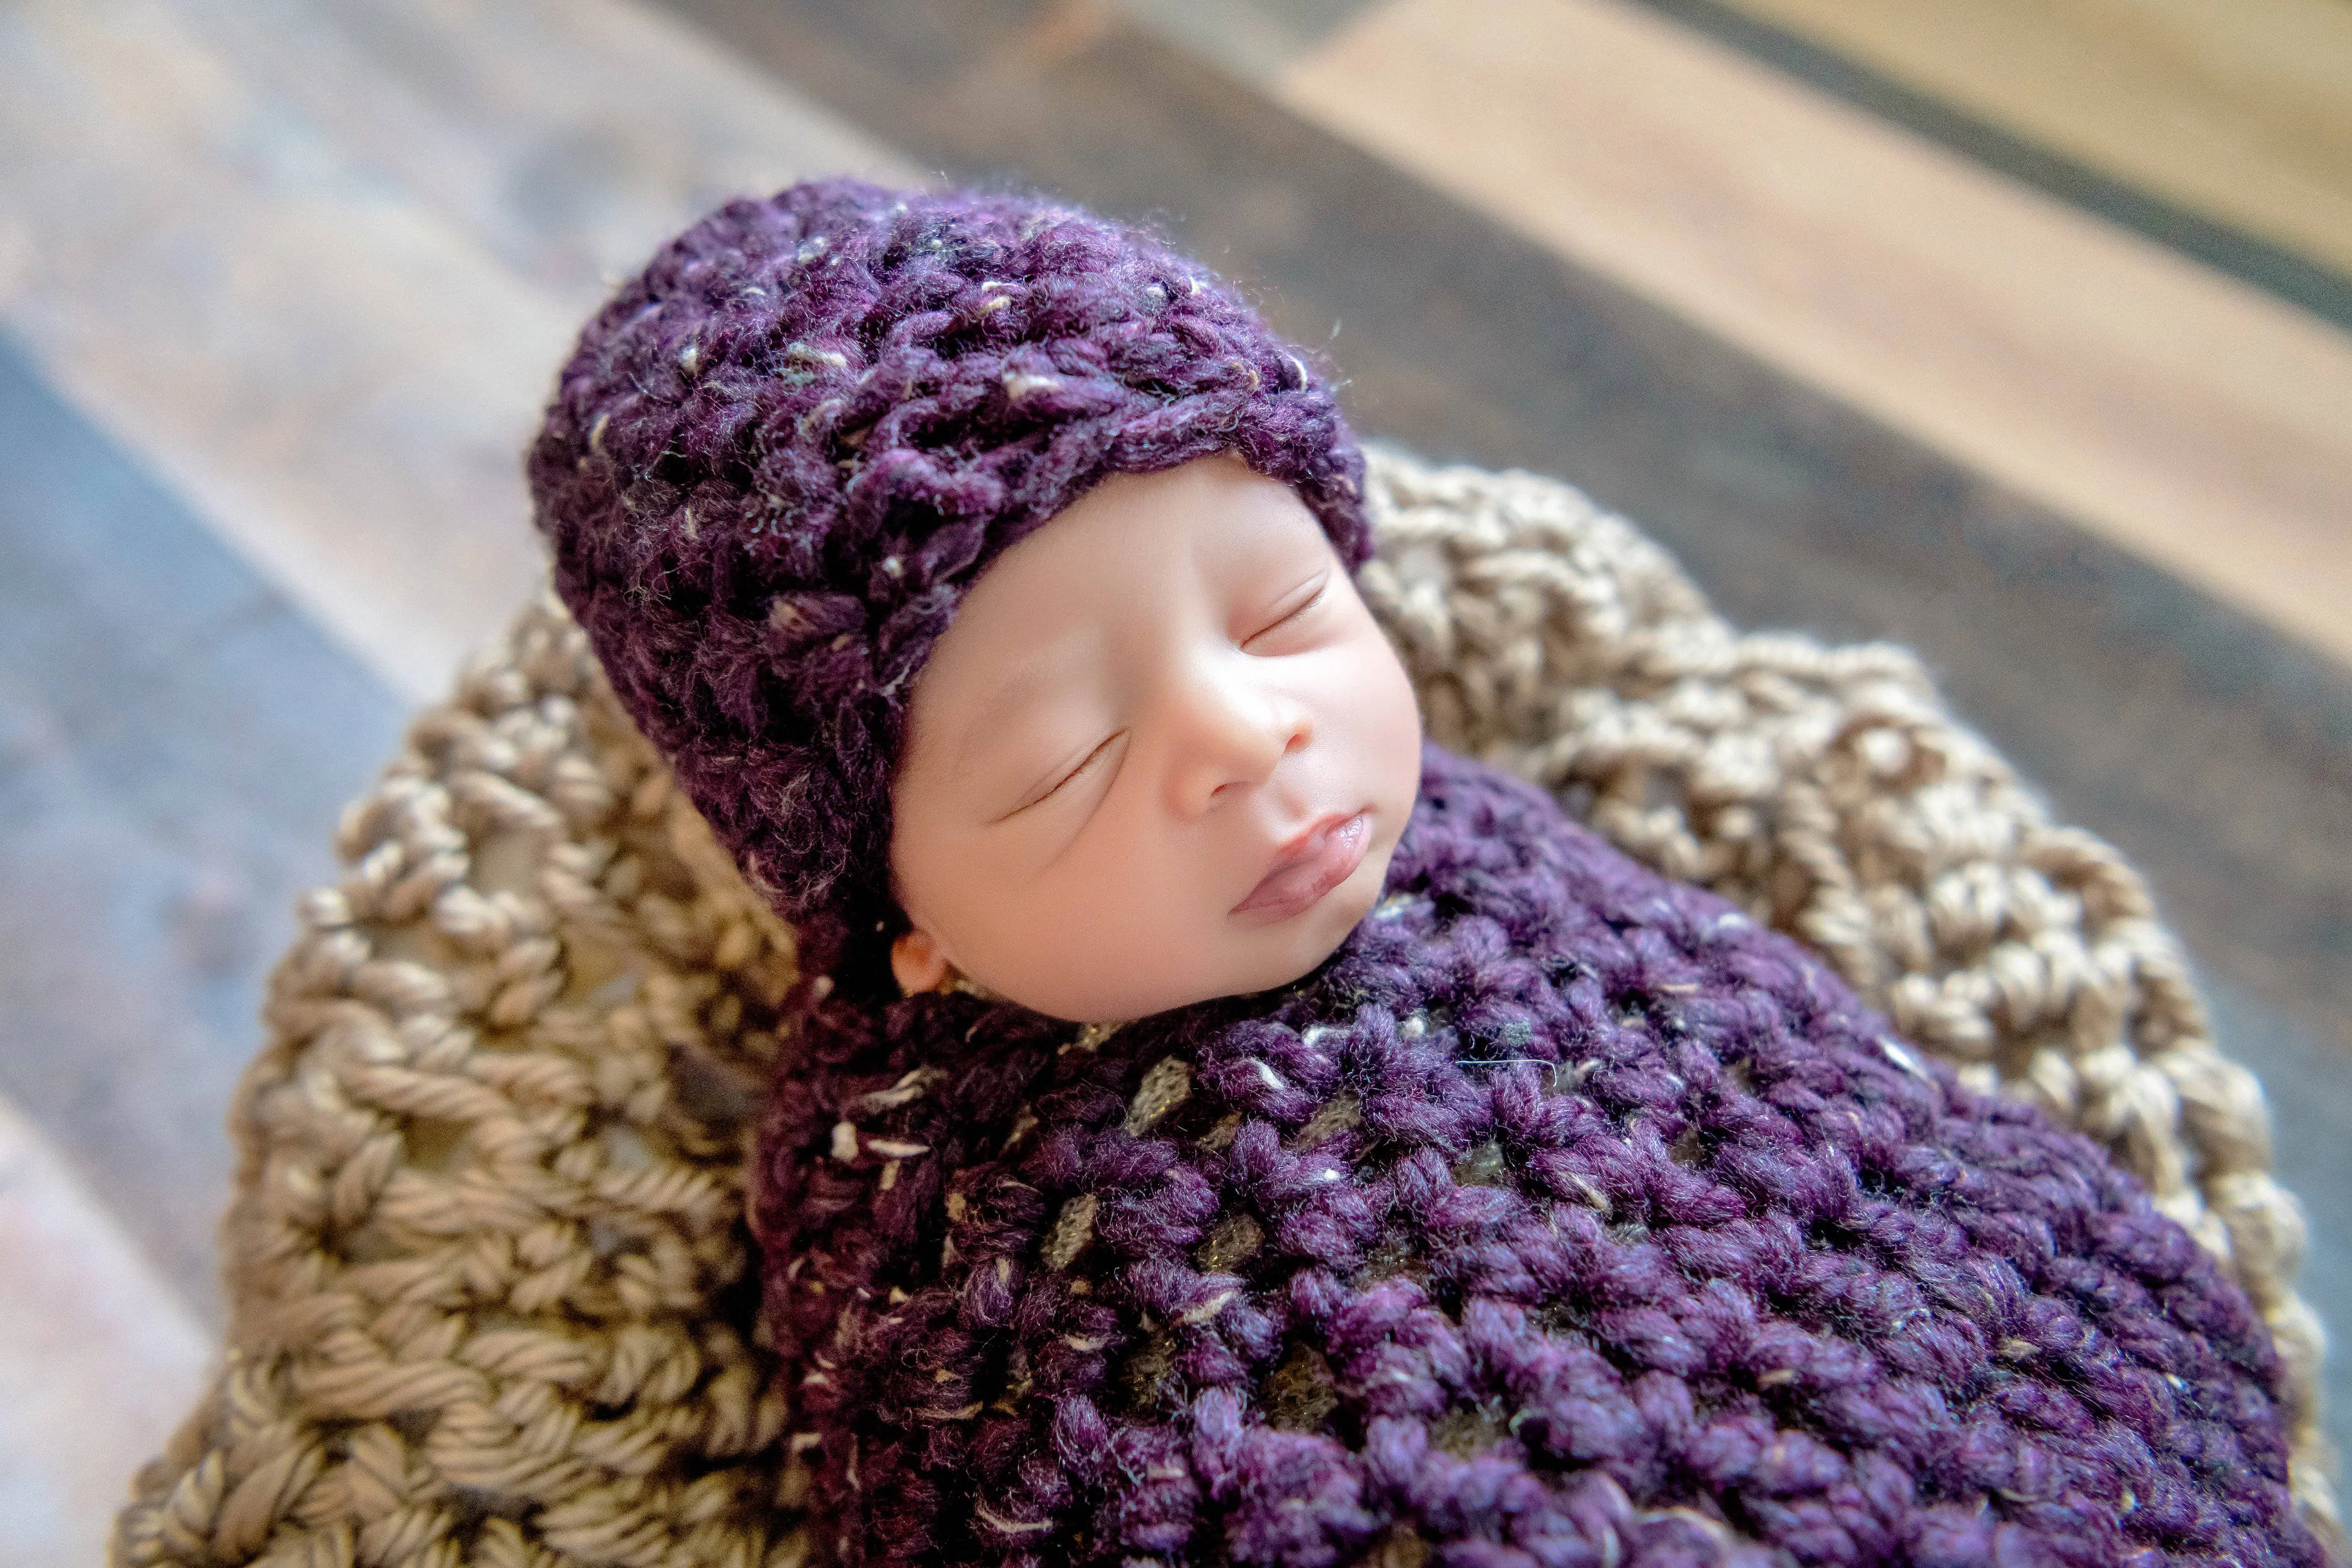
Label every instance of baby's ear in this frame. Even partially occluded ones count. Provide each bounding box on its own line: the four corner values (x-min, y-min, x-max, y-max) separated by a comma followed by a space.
890, 928, 953, 996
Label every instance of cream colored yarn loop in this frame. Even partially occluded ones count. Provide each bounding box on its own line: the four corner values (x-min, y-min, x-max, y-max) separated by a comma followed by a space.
113, 447, 2333, 1567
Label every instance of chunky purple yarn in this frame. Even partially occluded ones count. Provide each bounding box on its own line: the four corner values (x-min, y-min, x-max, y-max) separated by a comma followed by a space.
527, 179, 1370, 975
753, 744, 2315, 1568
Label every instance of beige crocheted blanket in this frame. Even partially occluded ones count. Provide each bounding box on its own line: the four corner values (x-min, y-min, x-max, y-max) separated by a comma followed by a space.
113, 447, 2332, 1567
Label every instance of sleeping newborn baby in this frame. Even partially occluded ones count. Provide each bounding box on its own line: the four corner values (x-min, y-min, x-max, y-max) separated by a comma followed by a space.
529, 179, 2315, 1567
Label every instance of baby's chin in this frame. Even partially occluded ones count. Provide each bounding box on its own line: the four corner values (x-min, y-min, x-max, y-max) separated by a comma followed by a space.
984, 875, 1383, 1023
1181, 844, 1393, 1008
1256, 865, 1383, 975
971, 834, 1402, 1022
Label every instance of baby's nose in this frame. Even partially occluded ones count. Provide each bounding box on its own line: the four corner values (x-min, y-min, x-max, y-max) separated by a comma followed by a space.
1169, 667, 1312, 815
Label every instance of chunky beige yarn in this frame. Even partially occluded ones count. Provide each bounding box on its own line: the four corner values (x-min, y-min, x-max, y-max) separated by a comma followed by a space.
113, 447, 2333, 1567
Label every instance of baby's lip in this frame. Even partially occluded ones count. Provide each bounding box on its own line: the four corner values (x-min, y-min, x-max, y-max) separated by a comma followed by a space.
1231, 811, 1372, 925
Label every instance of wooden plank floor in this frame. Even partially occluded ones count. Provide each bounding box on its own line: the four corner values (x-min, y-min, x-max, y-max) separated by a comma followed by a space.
0, 0, 909, 699
3, 0, 2349, 1552
1278, 0, 2352, 673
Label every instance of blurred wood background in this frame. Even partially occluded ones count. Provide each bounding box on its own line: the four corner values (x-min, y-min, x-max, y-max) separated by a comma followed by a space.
1, 0, 2346, 1559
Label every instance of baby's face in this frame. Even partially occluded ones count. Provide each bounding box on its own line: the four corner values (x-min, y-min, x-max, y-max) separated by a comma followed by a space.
888, 455, 1424, 1022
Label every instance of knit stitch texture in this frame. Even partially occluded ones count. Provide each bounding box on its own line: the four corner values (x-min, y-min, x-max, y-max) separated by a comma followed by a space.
754, 741, 2314, 1567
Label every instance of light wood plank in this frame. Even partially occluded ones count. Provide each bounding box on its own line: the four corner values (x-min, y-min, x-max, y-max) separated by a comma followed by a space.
0, 1094, 208, 1568
168, 0, 914, 319
1710, 0, 2352, 287
0, 0, 908, 700
1280, 0, 2352, 669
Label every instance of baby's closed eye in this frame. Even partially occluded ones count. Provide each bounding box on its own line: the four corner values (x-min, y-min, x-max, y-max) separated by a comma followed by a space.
1241, 572, 1331, 652
1042, 732, 1122, 801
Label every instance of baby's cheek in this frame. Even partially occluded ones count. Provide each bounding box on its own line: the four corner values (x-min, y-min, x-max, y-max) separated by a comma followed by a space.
1087, 859, 1249, 1011
1003, 869, 1182, 1003
1380, 642, 1426, 742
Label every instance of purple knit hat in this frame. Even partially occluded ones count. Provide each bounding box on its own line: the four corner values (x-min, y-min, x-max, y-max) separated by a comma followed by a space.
528, 179, 1372, 977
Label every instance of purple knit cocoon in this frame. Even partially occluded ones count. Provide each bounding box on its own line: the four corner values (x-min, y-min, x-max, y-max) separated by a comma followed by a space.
527, 179, 1371, 977
753, 747, 2318, 1568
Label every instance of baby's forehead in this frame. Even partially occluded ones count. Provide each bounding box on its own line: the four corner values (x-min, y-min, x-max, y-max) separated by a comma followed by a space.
948, 469, 1336, 645
901, 467, 1346, 754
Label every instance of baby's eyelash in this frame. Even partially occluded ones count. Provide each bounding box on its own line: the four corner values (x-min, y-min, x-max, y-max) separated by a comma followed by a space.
1039, 732, 1118, 802
1247, 576, 1329, 645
